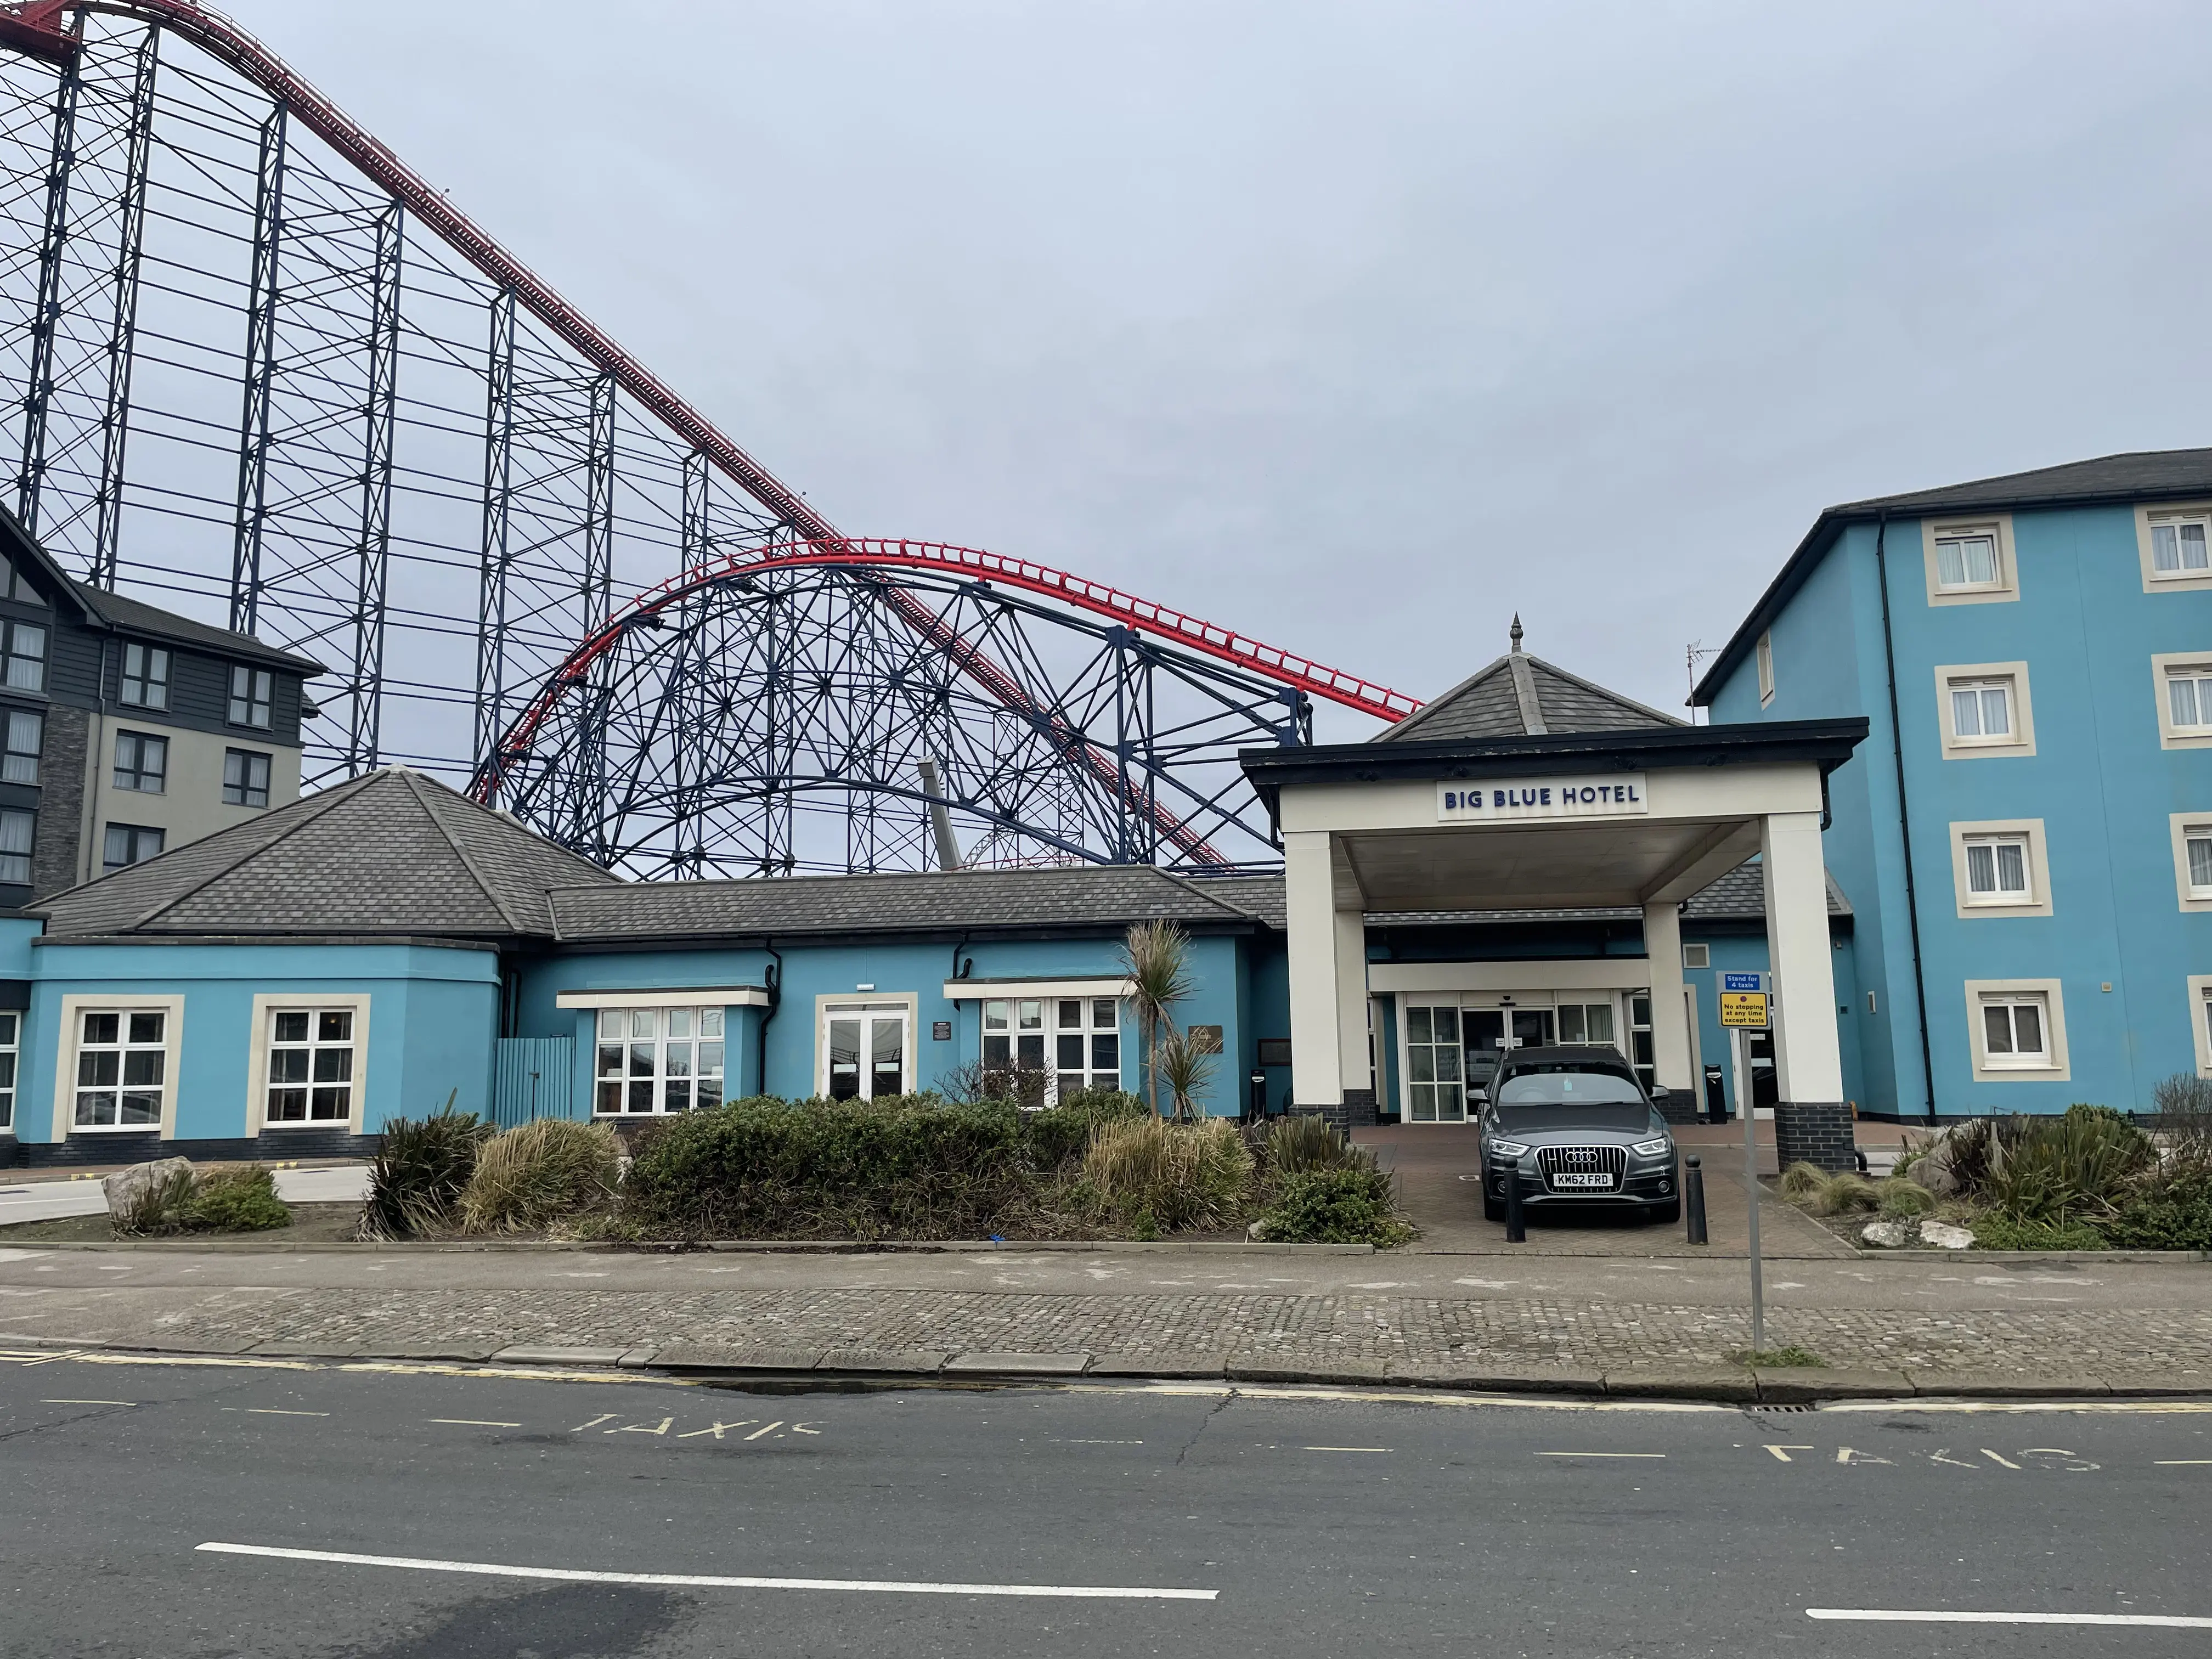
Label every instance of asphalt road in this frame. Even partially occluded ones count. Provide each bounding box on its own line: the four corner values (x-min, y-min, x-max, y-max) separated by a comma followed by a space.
4, 1351, 2210, 1657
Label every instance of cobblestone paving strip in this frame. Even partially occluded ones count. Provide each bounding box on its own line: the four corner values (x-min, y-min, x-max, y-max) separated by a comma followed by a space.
4, 1284, 2211, 1379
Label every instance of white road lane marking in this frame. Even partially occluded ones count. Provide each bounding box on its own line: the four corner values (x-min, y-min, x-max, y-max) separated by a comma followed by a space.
1304, 1446, 1390, 1452
43, 1398, 134, 1406
430, 1419, 522, 1428
2155, 1459, 2212, 1465
1808, 1609, 2212, 1628
1539, 1452, 1664, 1458
195, 1542, 1219, 1600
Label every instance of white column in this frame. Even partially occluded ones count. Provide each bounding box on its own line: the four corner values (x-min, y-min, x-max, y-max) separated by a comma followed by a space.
1334, 905, 1372, 1096
1284, 830, 1344, 1108
1640, 899, 1694, 1093
1760, 810, 1844, 1104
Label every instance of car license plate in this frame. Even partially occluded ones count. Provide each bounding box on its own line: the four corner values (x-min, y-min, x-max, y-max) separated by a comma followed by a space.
1552, 1173, 1615, 1189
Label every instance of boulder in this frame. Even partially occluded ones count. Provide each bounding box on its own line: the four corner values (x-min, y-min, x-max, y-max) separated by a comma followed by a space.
1859, 1220, 1907, 1249
103, 1156, 194, 1224
1918, 1219, 1974, 1250
1245, 1218, 1275, 1242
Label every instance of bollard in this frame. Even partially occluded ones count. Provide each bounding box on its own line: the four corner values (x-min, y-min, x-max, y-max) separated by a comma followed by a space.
1504, 1163, 1526, 1244
1684, 1154, 1708, 1246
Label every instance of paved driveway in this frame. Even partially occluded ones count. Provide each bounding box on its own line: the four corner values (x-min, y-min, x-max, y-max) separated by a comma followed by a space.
0, 1165, 370, 1227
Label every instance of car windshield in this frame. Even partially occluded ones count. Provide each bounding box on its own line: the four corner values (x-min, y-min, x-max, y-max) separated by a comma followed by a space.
1494, 1069, 1644, 1107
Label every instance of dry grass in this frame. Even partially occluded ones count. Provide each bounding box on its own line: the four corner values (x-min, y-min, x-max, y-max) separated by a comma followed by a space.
459, 1118, 623, 1234
1081, 1115, 1254, 1233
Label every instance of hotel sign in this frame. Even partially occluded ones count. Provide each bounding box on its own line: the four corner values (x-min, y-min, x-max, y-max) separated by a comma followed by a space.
1435, 772, 1650, 823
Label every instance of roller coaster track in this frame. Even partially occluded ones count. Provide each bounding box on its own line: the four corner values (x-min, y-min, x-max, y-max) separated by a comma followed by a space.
0, 1, 1420, 872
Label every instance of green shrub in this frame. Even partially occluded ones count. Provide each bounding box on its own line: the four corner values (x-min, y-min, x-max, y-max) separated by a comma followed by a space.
622, 1096, 1044, 1240
2101, 1183, 2212, 1250
1983, 1110, 2153, 1221
1020, 1090, 1150, 1170
1779, 1160, 1827, 1200
1265, 1114, 1370, 1177
360, 1102, 493, 1239
1781, 1165, 1881, 1216
1081, 1115, 1254, 1233
1876, 1177, 1935, 1220
459, 1118, 622, 1234
1257, 1166, 1413, 1246
1968, 1212, 2108, 1251
188, 1165, 290, 1232
114, 1163, 289, 1237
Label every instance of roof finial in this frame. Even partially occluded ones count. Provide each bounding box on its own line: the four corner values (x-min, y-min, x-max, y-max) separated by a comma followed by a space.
1509, 613, 1523, 653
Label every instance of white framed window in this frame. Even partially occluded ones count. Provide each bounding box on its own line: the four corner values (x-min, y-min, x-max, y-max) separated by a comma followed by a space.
2192, 977, 2212, 1080
1681, 942, 1710, 970
1402, 1004, 1465, 1123
0, 555, 42, 605
1, 707, 39, 785
1555, 1000, 1618, 1047
263, 1008, 359, 1125
1923, 515, 2017, 605
1627, 992, 1655, 1092
2151, 653, 2212, 749
981, 996, 1120, 1103
822, 1002, 909, 1100
1936, 662, 2035, 758
595, 1006, 725, 1115
119, 642, 170, 710
1950, 820, 2051, 917
1964, 979, 2069, 1083
72, 1008, 168, 1128
2171, 815, 2212, 913
2138, 505, 2212, 593
0, 1009, 16, 1132
1756, 631, 1775, 705
1964, 835, 2029, 902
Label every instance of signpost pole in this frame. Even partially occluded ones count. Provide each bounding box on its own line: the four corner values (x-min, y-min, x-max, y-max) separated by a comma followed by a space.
1740, 1023, 1764, 1354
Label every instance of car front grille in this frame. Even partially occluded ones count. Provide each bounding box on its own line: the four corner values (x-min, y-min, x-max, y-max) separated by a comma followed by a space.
1536, 1143, 1627, 1192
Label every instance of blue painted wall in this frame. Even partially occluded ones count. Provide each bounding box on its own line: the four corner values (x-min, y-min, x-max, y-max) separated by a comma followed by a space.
512, 931, 1258, 1116
16, 940, 498, 1144
1708, 503, 2212, 1114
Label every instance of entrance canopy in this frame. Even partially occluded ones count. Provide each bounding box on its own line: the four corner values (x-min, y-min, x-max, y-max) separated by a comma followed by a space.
1240, 713, 1868, 1148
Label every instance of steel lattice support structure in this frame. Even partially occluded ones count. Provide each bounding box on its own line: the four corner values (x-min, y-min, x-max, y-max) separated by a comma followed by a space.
0, 2, 1420, 877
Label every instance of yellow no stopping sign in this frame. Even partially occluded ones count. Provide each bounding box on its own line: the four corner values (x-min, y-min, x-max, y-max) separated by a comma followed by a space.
1719, 991, 1770, 1029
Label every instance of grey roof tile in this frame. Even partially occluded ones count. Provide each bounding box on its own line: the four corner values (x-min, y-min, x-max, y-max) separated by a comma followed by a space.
1835, 447, 2212, 517
1384, 650, 1681, 743
1368, 860, 1848, 927
547, 862, 1266, 941
36, 768, 617, 939
72, 583, 325, 675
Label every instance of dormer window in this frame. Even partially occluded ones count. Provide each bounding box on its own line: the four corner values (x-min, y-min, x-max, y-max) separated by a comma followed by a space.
227, 664, 272, 729
0, 554, 42, 606
120, 643, 170, 710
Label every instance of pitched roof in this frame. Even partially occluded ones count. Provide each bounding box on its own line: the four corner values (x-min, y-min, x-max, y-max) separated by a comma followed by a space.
1694, 447, 2212, 705
35, 768, 618, 939
546, 862, 1269, 943
1381, 617, 1681, 743
0, 505, 324, 676
1365, 859, 1849, 927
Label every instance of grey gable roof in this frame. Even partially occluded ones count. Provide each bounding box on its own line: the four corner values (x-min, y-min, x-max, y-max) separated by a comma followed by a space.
1366, 859, 1849, 927
1383, 631, 1681, 744
35, 768, 619, 939
75, 583, 325, 676
546, 862, 1269, 943
1694, 447, 2212, 706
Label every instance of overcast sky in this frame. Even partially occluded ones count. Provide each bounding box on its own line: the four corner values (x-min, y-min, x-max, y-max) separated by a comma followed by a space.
258, 0, 2212, 737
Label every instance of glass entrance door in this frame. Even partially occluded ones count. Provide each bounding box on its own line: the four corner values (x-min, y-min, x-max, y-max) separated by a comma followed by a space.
1403, 1005, 1465, 1122
1463, 1009, 1506, 1103
826, 1007, 907, 1099
1510, 1008, 1555, 1050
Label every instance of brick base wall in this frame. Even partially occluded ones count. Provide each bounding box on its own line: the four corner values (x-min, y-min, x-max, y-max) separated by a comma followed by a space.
1774, 1101, 1854, 1174
1291, 1090, 1379, 1135
14, 1131, 379, 1169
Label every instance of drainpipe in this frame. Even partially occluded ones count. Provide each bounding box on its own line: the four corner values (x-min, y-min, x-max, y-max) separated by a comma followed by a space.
751, 940, 782, 1099
1874, 512, 1937, 1125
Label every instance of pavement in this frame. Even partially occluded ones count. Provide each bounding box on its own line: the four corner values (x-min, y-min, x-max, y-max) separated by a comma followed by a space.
4, 1349, 2211, 1657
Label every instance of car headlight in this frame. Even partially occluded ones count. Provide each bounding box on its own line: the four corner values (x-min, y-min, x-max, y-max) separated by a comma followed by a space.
1488, 1138, 1531, 1159
1630, 1136, 1672, 1159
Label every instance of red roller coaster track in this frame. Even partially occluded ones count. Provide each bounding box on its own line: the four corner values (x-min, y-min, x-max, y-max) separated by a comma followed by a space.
1, 1, 1423, 866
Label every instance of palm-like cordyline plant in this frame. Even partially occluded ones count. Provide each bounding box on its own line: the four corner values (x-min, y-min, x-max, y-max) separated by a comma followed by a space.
1121, 919, 1194, 1118
1154, 1027, 1218, 1124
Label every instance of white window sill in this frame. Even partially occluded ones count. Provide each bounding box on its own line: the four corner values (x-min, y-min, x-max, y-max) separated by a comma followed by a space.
1962, 896, 2038, 911
263, 1121, 353, 1131
69, 1123, 165, 1133
1979, 1059, 2058, 1073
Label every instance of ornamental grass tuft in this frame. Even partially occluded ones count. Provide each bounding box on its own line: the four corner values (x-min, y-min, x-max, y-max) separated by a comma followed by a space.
459, 1117, 622, 1234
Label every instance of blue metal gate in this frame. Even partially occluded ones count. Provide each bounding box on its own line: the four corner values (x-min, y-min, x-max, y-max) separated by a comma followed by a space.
490, 1037, 576, 1128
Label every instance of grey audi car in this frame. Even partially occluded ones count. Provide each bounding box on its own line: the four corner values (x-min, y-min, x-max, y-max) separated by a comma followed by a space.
1477, 1046, 1680, 1224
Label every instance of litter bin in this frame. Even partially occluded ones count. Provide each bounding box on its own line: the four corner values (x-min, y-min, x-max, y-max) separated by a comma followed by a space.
1702, 1063, 1728, 1124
